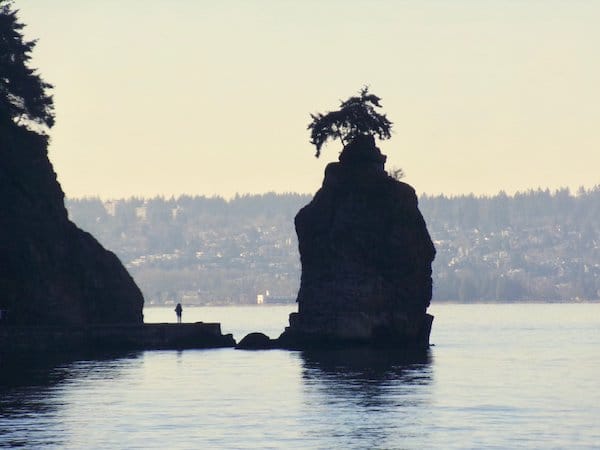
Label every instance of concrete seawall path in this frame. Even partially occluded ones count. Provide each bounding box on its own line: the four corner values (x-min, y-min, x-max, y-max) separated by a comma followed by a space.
0, 322, 236, 356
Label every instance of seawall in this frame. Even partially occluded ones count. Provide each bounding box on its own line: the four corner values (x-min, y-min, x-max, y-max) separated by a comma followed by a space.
0, 322, 235, 355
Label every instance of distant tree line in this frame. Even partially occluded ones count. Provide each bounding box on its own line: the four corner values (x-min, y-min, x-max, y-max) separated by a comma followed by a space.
67, 193, 309, 305
420, 187, 600, 301
66, 187, 600, 305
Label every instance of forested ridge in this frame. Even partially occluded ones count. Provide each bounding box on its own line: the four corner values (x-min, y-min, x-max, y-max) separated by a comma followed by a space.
66, 187, 600, 305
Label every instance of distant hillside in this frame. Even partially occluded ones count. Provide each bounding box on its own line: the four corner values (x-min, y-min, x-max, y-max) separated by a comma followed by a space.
420, 187, 599, 302
66, 188, 600, 304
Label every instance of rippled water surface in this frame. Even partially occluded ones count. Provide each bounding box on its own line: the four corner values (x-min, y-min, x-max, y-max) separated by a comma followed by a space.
1, 303, 599, 449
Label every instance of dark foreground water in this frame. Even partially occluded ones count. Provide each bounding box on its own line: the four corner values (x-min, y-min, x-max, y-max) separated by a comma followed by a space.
1, 303, 599, 449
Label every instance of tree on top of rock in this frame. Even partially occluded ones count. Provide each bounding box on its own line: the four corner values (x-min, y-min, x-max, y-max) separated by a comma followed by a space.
308, 86, 392, 158
0, 0, 54, 134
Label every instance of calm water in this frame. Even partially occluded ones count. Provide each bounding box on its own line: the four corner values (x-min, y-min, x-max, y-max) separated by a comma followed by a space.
1, 303, 599, 449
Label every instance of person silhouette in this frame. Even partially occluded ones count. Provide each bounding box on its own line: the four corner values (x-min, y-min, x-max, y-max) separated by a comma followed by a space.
174, 303, 183, 324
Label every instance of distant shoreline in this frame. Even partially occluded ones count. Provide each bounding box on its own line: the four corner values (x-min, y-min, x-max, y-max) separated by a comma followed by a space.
143, 299, 600, 308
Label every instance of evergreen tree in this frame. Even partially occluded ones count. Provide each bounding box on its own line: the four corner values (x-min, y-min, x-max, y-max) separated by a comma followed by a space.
0, 0, 54, 133
308, 86, 392, 157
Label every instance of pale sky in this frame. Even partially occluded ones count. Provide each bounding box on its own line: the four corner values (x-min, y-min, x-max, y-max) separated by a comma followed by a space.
17, 0, 600, 199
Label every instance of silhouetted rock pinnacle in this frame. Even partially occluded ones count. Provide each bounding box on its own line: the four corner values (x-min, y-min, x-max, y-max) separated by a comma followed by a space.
279, 135, 435, 349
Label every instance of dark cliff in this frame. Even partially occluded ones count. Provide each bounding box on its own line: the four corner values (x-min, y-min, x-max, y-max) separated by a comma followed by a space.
0, 123, 144, 326
279, 135, 435, 349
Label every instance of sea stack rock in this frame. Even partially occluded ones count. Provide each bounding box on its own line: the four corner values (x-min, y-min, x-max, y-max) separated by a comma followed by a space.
0, 123, 144, 326
279, 135, 435, 349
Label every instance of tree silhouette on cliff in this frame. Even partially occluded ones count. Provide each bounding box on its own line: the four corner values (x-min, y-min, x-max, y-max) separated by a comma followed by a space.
0, 0, 54, 133
308, 86, 392, 158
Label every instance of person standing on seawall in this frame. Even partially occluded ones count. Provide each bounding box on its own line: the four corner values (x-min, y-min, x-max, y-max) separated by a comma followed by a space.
175, 303, 183, 324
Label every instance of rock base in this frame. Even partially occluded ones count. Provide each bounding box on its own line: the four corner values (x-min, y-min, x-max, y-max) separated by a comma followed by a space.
277, 313, 433, 350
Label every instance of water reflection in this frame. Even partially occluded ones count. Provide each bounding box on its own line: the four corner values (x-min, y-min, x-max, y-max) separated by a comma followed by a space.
299, 348, 433, 448
0, 350, 141, 387
0, 351, 140, 448
301, 347, 431, 385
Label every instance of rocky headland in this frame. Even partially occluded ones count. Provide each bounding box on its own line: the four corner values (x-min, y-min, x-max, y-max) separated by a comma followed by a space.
0, 125, 144, 326
0, 3, 234, 356
0, 126, 235, 354
277, 135, 436, 349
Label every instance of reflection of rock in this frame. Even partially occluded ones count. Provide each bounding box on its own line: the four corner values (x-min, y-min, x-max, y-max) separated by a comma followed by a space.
0, 350, 139, 439
279, 135, 435, 349
299, 347, 432, 448
0, 351, 136, 388
299, 347, 435, 448
301, 348, 431, 380
0, 123, 143, 326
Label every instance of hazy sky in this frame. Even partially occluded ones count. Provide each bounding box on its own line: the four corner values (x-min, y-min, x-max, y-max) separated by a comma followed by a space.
17, 0, 600, 199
